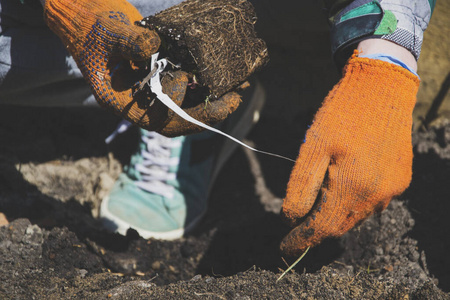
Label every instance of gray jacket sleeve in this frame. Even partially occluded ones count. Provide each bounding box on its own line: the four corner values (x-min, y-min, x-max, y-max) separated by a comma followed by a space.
324, 0, 435, 68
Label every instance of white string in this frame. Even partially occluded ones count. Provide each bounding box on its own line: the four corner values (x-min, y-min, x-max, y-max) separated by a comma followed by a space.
148, 53, 295, 163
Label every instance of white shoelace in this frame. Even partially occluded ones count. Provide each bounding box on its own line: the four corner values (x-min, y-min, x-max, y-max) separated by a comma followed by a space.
106, 120, 181, 199
134, 131, 181, 199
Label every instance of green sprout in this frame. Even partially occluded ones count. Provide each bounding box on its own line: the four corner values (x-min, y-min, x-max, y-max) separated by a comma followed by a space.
204, 95, 211, 110
276, 247, 310, 283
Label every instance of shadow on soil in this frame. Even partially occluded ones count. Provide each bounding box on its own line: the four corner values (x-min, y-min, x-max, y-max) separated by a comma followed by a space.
1, 107, 449, 299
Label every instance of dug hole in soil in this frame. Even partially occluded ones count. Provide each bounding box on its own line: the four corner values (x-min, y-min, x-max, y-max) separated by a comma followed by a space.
1, 1, 449, 299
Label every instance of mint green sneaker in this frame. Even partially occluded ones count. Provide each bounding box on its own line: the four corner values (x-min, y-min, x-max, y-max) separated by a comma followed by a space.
100, 80, 265, 240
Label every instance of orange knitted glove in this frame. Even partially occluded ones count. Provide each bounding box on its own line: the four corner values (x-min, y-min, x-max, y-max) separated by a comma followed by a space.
44, 0, 177, 129
280, 55, 420, 256
44, 0, 243, 135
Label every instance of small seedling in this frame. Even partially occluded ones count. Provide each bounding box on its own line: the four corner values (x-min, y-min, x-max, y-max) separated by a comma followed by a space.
276, 247, 310, 283
204, 95, 211, 110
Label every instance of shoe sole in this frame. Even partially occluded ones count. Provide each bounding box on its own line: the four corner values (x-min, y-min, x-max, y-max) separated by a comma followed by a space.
100, 195, 205, 240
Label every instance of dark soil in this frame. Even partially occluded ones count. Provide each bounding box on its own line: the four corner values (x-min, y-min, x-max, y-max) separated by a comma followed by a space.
0, 0, 449, 299
1, 107, 449, 299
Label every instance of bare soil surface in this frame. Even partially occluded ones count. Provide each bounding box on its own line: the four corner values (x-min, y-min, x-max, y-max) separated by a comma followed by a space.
1, 1, 449, 299
1, 107, 449, 299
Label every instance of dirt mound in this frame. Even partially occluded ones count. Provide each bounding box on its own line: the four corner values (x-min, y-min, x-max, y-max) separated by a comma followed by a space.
0, 199, 446, 298
0, 106, 449, 298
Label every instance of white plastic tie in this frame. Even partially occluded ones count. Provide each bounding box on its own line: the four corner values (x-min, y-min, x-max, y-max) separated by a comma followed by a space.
148, 53, 295, 163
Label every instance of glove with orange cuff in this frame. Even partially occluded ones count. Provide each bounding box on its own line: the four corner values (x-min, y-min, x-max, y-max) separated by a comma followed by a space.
280, 54, 420, 257
43, 0, 241, 135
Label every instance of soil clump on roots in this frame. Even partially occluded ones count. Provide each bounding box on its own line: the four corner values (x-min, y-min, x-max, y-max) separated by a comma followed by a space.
138, 0, 269, 105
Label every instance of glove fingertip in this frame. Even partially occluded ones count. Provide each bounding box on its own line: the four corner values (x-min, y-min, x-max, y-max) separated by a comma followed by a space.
280, 226, 315, 257
216, 92, 242, 113
161, 71, 188, 106
121, 28, 161, 61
